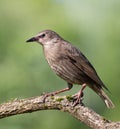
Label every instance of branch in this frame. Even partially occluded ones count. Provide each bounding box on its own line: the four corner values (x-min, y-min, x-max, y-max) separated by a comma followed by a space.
0, 95, 119, 129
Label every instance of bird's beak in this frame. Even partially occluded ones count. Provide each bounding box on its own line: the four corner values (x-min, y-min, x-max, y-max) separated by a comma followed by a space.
26, 37, 38, 42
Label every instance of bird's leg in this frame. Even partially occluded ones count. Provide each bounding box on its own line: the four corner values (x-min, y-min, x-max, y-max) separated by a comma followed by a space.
50, 83, 73, 95
42, 83, 73, 102
73, 83, 87, 106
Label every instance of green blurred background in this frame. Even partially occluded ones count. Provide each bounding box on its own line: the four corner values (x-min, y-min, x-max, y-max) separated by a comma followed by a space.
0, 0, 120, 129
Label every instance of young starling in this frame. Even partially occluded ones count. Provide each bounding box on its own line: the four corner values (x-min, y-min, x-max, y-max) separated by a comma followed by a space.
26, 30, 114, 108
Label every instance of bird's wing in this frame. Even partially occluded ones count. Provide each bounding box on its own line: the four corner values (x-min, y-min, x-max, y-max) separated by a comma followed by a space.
61, 42, 108, 90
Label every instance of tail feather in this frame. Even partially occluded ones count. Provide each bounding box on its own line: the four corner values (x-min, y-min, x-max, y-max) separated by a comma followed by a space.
89, 85, 115, 108
99, 89, 115, 108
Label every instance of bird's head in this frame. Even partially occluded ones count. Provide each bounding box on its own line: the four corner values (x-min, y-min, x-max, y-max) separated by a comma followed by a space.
26, 30, 62, 45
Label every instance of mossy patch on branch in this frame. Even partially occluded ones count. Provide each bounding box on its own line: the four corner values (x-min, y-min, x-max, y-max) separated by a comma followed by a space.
66, 95, 73, 101
56, 98, 64, 102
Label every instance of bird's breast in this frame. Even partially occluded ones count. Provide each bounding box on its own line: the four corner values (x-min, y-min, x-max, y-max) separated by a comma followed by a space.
43, 44, 61, 69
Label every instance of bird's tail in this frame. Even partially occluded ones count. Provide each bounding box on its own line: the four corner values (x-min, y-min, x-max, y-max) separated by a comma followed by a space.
90, 85, 115, 108
99, 88, 115, 108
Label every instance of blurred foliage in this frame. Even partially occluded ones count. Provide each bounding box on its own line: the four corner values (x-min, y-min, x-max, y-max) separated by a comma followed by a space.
0, 0, 120, 129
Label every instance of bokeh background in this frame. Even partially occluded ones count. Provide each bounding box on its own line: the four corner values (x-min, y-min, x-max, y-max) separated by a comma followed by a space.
0, 0, 120, 129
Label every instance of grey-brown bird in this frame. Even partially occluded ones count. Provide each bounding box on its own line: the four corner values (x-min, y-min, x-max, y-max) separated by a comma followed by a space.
26, 29, 114, 108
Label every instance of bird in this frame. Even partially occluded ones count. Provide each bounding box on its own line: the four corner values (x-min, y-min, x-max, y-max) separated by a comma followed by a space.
26, 29, 115, 108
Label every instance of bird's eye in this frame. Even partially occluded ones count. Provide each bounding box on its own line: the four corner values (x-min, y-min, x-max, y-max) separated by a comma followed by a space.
39, 33, 45, 38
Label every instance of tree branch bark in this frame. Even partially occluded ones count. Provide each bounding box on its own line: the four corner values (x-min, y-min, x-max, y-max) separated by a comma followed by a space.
0, 95, 119, 129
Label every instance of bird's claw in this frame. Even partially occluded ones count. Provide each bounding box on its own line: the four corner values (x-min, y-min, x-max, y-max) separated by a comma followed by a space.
72, 92, 84, 106
42, 92, 55, 103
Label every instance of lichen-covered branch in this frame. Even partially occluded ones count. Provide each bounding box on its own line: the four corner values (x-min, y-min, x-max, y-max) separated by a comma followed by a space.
0, 95, 119, 129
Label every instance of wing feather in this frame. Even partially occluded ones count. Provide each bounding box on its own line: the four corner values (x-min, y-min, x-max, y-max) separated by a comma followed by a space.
60, 42, 108, 90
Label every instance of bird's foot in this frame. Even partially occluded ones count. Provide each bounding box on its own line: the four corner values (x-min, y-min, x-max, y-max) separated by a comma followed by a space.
72, 83, 86, 106
72, 92, 84, 106
42, 92, 55, 103
41, 87, 72, 103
